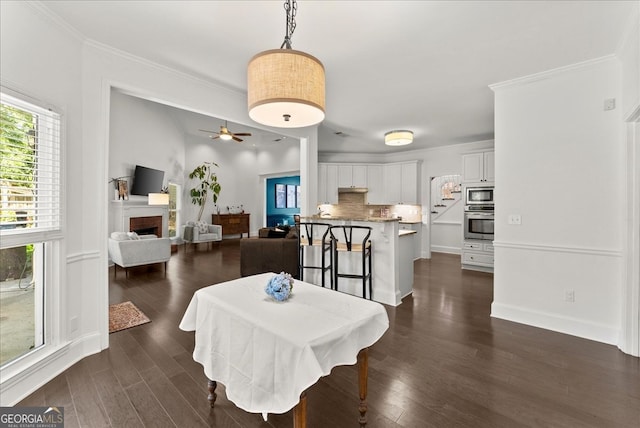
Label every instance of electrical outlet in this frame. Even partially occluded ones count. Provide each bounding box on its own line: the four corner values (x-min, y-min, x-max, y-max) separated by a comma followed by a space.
604, 98, 616, 111
565, 290, 575, 303
508, 214, 522, 225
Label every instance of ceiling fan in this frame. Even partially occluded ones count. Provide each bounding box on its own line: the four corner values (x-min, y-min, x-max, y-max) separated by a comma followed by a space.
199, 121, 252, 142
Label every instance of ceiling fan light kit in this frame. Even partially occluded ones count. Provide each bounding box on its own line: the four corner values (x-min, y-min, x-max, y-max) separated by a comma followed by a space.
247, 0, 325, 129
385, 130, 414, 146
199, 121, 252, 142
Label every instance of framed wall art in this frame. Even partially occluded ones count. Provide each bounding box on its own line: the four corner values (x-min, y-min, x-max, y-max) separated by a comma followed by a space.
275, 184, 286, 208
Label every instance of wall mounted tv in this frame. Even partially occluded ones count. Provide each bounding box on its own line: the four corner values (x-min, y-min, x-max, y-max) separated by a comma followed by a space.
130, 165, 164, 196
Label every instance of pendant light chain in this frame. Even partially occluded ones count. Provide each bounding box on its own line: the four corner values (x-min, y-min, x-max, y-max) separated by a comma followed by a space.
280, 0, 298, 49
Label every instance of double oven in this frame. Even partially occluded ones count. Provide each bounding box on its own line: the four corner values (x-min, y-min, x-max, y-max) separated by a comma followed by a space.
464, 186, 494, 240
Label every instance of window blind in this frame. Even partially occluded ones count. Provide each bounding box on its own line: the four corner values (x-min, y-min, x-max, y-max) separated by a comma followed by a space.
0, 91, 62, 247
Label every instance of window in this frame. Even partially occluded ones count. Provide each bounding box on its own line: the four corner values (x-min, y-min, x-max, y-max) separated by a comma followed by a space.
168, 183, 181, 238
0, 89, 61, 368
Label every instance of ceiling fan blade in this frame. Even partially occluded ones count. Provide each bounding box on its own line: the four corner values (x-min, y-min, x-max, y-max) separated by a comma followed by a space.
210, 135, 220, 140
232, 136, 243, 142
199, 129, 220, 134
233, 133, 252, 137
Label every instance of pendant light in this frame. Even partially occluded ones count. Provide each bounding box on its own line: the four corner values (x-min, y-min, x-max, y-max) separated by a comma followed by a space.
247, 0, 325, 128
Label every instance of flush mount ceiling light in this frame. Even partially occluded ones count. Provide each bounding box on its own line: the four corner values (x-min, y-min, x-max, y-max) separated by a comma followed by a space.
247, 0, 325, 128
384, 130, 414, 146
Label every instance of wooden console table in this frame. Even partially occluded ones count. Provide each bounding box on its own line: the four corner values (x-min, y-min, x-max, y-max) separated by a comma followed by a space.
212, 213, 250, 238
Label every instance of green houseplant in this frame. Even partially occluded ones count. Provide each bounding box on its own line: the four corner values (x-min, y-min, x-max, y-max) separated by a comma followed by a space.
188, 161, 221, 222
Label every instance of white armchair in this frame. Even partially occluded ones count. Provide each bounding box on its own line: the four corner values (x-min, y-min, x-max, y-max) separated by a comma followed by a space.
108, 232, 171, 278
183, 221, 222, 250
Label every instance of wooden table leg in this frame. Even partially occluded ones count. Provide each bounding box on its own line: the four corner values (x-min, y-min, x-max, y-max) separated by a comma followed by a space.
207, 379, 217, 408
358, 348, 369, 427
293, 391, 307, 428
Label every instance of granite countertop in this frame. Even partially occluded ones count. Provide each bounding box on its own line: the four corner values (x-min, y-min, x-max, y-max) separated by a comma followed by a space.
300, 215, 400, 223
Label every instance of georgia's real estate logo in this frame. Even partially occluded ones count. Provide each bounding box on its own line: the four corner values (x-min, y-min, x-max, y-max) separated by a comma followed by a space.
0, 406, 64, 428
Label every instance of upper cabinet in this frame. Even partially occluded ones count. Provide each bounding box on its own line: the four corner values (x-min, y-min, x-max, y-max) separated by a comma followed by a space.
462, 151, 495, 183
318, 163, 338, 204
366, 165, 384, 204
337, 165, 367, 188
383, 161, 420, 204
319, 161, 420, 205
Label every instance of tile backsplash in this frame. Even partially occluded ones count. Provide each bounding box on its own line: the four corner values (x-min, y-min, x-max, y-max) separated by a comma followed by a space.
318, 193, 421, 222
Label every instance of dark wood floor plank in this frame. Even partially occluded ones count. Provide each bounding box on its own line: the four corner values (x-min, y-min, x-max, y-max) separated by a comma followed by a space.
16, 243, 640, 427
103, 336, 143, 388
138, 365, 209, 428
109, 329, 157, 374
124, 381, 175, 428
64, 361, 111, 428
92, 368, 144, 427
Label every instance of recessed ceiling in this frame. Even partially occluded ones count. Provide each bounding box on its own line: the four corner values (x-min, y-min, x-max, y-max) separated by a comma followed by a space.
42, 1, 635, 154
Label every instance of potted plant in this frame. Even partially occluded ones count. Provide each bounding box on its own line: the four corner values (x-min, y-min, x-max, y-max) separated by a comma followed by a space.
188, 161, 222, 221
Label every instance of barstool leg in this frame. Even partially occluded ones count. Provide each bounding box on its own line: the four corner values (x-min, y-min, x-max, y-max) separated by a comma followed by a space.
333, 246, 339, 292
368, 247, 373, 300
362, 247, 366, 299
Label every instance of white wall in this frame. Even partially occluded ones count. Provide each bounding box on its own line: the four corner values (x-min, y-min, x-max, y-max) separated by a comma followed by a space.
109, 90, 186, 191
618, 2, 640, 356
491, 57, 623, 345
0, 1, 98, 405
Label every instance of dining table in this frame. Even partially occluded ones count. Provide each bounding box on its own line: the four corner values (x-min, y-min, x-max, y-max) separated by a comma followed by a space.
179, 272, 389, 427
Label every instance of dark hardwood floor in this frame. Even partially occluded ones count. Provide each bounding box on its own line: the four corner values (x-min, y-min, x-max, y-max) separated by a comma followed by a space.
19, 240, 640, 427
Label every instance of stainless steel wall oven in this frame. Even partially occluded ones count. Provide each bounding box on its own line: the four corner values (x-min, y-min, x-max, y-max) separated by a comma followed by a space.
464, 209, 495, 240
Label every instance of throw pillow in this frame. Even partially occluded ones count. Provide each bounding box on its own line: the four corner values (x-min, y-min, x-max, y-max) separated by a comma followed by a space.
127, 231, 140, 240
195, 221, 209, 233
110, 232, 130, 241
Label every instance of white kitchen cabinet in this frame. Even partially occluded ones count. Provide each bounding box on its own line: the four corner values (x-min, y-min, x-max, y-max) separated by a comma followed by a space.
400, 222, 422, 259
383, 162, 419, 204
366, 165, 384, 204
383, 164, 402, 204
461, 239, 494, 272
352, 165, 367, 187
318, 163, 338, 204
462, 151, 494, 184
337, 164, 367, 188
401, 163, 418, 204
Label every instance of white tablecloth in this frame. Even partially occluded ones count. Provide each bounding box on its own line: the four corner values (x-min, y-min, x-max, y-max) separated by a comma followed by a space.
179, 273, 389, 415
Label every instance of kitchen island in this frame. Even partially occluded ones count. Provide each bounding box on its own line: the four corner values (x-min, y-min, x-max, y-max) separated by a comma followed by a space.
300, 216, 413, 306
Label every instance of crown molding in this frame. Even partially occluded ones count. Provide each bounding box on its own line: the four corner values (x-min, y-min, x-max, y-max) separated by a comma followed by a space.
489, 54, 617, 91
83, 38, 245, 98
26, 1, 86, 42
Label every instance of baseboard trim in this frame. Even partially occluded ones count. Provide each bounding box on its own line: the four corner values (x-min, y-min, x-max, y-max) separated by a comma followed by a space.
0, 333, 102, 406
491, 302, 619, 345
431, 246, 461, 255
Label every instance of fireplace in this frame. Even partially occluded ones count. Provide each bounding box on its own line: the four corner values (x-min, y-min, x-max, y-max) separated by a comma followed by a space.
111, 201, 169, 238
130, 216, 163, 237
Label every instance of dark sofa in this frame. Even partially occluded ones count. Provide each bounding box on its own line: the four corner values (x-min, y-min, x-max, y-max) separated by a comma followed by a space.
240, 228, 299, 278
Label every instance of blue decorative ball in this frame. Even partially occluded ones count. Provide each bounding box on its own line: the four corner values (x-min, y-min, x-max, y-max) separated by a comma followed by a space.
265, 272, 294, 301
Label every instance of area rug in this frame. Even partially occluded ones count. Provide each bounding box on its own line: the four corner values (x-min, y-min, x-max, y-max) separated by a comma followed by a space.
109, 301, 151, 333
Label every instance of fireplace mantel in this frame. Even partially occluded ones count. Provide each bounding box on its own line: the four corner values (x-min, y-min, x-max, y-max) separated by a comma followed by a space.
111, 201, 169, 237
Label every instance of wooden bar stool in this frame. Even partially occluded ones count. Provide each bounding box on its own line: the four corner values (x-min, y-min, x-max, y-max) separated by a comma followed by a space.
329, 225, 373, 300
298, 222, 333, 289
